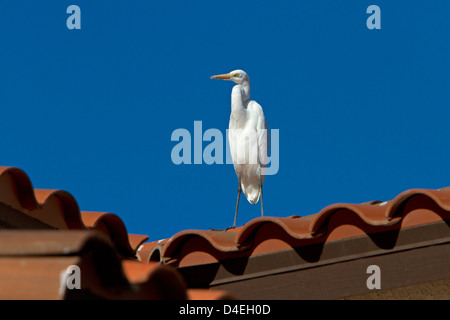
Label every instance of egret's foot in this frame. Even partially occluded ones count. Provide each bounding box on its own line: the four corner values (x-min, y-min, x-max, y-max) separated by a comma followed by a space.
210, 227, 237, 232
209, 228, 226, 231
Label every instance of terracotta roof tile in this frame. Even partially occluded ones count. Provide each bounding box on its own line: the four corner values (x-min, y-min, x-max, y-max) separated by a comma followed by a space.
136, 240, 166, 263
188, 288, 235, 300
0, 166, 232, 300
2, 165, 449, 299
80, 211, 148, 256
141, 188, 450, 268
0, 230, 190, 299
0, 166, 147, 257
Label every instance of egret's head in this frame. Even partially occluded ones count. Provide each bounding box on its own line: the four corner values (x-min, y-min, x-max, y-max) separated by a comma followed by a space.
210, 69, 249, 85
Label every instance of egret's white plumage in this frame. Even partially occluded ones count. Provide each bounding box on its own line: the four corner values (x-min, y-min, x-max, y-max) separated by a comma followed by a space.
211, 70, 269, 227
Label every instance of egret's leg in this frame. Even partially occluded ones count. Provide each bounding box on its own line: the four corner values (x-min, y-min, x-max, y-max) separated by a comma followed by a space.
260, 174, 264, 217
233, 178, 242, 228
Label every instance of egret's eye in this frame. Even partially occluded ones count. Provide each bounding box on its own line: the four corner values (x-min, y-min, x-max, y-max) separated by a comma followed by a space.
233, 73, 240, 78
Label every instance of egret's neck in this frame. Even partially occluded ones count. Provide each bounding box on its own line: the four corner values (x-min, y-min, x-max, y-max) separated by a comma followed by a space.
231, 82, 250, 113
241, 81, 250, 101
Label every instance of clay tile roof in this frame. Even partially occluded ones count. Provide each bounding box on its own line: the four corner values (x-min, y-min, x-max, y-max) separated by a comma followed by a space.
0, 166, 148, 258
139, 188, 449, 299
0, 230, 191, 299
0, 166, 233, 300
2, 165, 449, 299
188, 289, 235, 300
80, 211, 148, 256
141, 188, 450, 269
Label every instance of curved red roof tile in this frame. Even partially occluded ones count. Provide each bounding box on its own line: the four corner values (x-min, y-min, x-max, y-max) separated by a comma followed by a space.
136, 240, 166, 263
81, 211, 148, 256
121, 260, 188, 299
0, 230, 188, 299
386, 188, 450, 219
121, 260, 235, 300
0, 166, 38, 210
0, 166, 235, 299
235, 215, 315, 244
163, 229, 245, 259
147, 188, 450, 267
0, 166, 147, 257
188, 288, 235, 300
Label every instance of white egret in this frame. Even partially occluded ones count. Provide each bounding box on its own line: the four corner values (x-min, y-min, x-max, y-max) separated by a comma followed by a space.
211, 70, 269, 227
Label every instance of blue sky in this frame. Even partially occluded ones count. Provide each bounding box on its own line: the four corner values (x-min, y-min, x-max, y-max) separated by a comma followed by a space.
1, 1, 450, 240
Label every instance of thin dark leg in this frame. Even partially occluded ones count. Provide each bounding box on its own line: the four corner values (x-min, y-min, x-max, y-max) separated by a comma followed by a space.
233, 178, 241, 228
260, 174, 264, 217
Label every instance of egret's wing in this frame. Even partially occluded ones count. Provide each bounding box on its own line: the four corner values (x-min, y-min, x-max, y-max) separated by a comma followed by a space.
228, 115, 239, 173
254, 102, 269, 182
258, 117, 269, 167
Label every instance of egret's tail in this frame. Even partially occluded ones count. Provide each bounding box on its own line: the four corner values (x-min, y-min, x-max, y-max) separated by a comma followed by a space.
242, 184, 261, 204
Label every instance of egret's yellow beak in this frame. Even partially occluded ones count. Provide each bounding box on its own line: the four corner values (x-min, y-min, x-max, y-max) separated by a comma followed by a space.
210, 73, 233, 80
